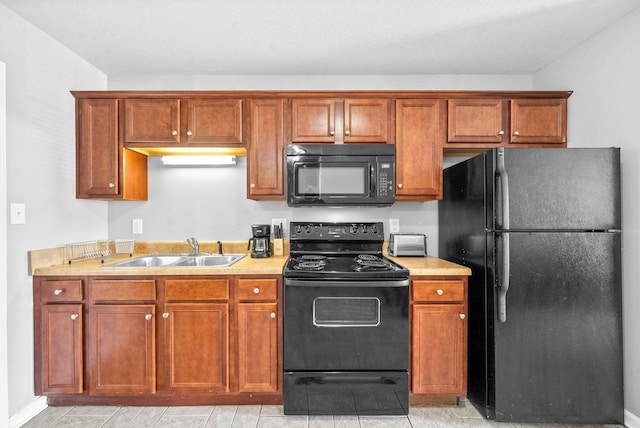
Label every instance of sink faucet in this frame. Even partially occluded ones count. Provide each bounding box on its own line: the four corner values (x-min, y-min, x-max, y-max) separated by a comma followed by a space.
186, 237, 199, 255
217, 241, 223, 255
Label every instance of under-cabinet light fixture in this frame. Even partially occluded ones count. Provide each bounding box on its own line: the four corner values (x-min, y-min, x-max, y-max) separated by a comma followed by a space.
161, 155, 237, 166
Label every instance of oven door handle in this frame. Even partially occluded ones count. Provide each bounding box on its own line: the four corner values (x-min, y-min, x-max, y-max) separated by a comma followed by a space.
284, 279, 409, 288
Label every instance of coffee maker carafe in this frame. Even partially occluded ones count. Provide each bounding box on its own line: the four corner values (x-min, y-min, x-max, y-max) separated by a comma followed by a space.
248, 224, 272, 258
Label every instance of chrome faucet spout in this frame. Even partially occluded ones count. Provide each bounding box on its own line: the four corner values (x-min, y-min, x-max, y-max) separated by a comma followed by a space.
186, 237, 199, 255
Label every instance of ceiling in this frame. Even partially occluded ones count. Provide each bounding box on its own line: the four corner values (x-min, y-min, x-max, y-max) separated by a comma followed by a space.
2, 0, 640, 76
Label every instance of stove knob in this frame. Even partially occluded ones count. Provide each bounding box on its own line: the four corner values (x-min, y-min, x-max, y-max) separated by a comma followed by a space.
305, 224, 313, 234
295, 224, 303, 234
361, 224, 368, 234
371, 224, 379, 235
350, 224, 359, 234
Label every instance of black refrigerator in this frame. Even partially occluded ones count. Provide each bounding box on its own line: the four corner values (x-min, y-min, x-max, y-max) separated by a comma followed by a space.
439, 148, 623, 424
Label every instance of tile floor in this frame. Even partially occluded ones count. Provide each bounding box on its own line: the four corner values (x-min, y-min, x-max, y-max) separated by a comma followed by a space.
19, 403, 624, 428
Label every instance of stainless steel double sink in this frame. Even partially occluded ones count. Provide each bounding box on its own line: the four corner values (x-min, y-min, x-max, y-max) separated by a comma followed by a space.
103, 253, 246, 268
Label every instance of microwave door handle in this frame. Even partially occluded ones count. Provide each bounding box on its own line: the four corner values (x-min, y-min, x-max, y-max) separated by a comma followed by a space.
370, 164, 376, 194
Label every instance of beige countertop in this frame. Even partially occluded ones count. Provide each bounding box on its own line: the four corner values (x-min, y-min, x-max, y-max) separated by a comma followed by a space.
29, 241, 470, 277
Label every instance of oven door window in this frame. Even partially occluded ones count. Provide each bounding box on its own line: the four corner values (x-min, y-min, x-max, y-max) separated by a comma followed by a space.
296, 162, 370, 196
313, 297, 380, 327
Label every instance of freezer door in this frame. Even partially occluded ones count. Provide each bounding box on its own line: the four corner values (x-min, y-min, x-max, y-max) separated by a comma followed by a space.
492, 231, 623, 423
492, 148, 620, 231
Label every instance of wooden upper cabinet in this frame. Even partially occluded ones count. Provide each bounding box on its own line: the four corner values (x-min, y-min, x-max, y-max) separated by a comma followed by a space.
185, 99, 243, 145
76, 98, 148, 200
124, 98, 243, 146
247, 99, 285, 200
343, 98, 389, 143
291, 98, 336, 142
510, 98, 567, 145
445, 96, 568, 149
291, 98, 389, 143
447, 98, 507, 145
124, 98, 181, 144
395, 99, 446, 201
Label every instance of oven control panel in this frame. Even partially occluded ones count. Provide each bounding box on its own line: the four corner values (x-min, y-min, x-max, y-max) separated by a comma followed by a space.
290, 222, 384, 240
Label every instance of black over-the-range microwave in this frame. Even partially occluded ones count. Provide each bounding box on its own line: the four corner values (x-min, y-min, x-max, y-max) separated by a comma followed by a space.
286, 143, 395, 206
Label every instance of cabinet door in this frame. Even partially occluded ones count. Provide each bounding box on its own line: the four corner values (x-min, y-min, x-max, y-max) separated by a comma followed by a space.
395, 99, 445, 200
89, 304, 156, 395
40, 304, 83, 394
248, 99, 285, 199
124, 98, 181, 144
447, 99, 507, 145
76, 98, 120, 198
411, 303, 467, 395
510, 98, 567, 145
237, 302, 278, 393
162, 303, 229, 392
185, 99, 243, 145
291, 98, 337, 142
343, 98, 389, 143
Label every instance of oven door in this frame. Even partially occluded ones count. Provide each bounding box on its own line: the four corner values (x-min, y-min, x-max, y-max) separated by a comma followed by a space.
283, 278, 409, 371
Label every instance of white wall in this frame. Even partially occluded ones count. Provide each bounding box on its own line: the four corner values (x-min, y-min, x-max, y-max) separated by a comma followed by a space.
1, 60, 9, 425
107, 74, 533, 247
0, 3, 108, 418
534, 7, 640, 422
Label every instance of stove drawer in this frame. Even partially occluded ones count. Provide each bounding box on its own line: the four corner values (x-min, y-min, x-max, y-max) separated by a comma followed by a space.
412, 279, 464, 303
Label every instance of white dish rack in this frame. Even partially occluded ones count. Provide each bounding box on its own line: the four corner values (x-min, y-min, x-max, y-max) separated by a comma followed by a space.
64, 239, 135, 263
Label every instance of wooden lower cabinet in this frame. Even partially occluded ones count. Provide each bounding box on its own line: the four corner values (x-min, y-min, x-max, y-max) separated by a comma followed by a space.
89, 304, 156, 395
411, 277, 468, 397
237, 278, 279, 393
40, 304, 83, 394
161, 278, 230, 393
34, 275, 281, 405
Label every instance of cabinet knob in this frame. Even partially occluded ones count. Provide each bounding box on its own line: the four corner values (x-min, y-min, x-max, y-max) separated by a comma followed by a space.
250, 183, 256, 189
162, 312, 169, 318
498, 130, 505, 136
70, 313, 79, 320
397, 183, 403, 189
253, 287, 260, 294
345, 130, 351, 136
54, 289, 63, 296
436, 289, 444, 295
329, 131, 335, 136
513, 131, 520, 136
186, 130, 193, 136
108, 183, 116, 188
459, 314, 466, 320
270, 312, 276, 319
172, 130, 178, 136
145, 314, 152, 321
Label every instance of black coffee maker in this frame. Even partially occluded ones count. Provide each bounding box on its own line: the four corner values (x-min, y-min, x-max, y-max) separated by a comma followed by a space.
248, 224, 272, 258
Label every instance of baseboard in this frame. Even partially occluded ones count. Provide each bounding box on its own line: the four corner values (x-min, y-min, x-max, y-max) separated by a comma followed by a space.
8, 396, 47, 428
626, 409, 640, 428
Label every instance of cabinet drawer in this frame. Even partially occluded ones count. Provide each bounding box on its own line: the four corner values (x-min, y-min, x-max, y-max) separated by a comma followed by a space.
165, 279, 229, 301
90, 279, 156, 302
41, 279, 84, 302
412, 280, 464, 303
238, 278, 277, 301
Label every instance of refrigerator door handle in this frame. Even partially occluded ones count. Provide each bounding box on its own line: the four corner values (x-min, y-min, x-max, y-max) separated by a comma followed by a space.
497, 232, 510, 322
496, 148, 510, 229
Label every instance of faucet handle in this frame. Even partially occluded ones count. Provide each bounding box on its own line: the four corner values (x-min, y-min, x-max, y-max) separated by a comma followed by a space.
217, 241, 223, 255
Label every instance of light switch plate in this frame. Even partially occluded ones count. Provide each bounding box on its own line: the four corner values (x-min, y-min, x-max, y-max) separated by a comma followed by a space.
10, 203, 26, 224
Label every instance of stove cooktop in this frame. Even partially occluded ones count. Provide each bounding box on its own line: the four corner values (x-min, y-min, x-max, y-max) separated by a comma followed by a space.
284, 253, 409, 280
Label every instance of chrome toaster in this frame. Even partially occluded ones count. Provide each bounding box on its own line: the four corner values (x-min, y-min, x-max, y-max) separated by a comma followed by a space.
388, 233, 427, 257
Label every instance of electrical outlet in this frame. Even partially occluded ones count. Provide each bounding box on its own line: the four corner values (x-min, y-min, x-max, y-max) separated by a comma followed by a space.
10, 203, 26, 224
389, 218, 400, 234
132, 218, 143, 234
271, 218, 287, 236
